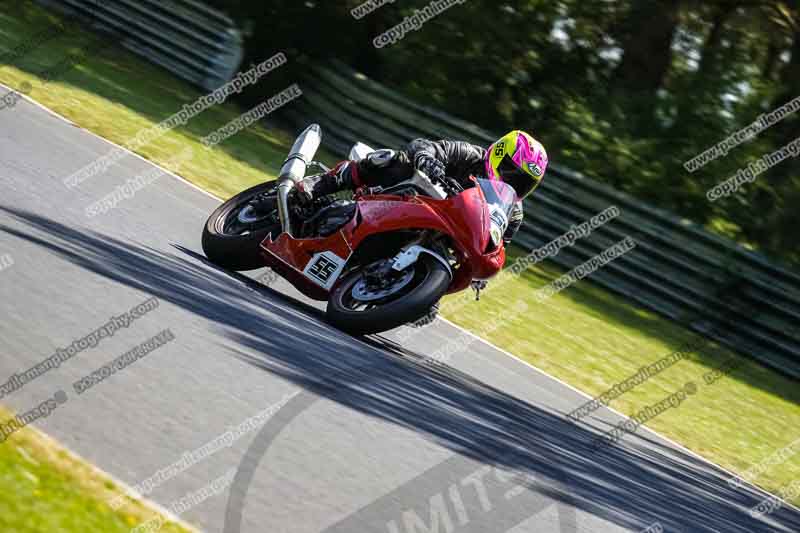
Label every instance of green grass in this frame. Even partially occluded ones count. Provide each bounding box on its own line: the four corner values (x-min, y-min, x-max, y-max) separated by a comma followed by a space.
2, 0, 799, 512
0, 407, 192, 533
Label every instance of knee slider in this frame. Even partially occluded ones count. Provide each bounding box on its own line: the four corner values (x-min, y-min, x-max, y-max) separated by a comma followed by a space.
366, 149, 398, 168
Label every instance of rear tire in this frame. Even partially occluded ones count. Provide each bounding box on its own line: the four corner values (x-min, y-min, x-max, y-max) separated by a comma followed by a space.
202, 182, 281, 271
326, 255, 451, 335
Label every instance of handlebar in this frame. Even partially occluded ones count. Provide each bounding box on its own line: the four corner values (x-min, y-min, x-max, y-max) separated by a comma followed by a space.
356, 170, 464, 199
441, 176, 464, 195
424, 171, 462, 196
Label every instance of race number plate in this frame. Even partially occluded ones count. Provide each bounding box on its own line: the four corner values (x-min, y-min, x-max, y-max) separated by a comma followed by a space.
489, 205, 509, 232
303, 251, 347, 290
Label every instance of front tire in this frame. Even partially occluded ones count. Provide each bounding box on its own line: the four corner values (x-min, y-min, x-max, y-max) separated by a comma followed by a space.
326, 255, 451, 335
202, 181, 281, 271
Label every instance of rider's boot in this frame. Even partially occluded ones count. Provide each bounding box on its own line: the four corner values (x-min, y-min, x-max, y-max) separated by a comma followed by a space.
295, 161, 356, 204
250, 162, 357, 215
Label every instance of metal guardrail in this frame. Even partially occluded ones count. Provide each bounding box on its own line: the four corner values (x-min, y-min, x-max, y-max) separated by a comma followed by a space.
283, 60, 800, 379
38, 0, 243, 91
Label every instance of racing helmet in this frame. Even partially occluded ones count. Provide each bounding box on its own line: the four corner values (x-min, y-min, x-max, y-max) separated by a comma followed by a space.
485, 131, 548, 199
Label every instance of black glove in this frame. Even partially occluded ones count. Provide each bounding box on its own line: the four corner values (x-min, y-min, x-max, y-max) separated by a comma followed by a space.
415, 156, 446, 182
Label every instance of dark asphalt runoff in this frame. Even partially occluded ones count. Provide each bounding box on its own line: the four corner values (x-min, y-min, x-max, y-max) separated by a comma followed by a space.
0, 92, 798, 533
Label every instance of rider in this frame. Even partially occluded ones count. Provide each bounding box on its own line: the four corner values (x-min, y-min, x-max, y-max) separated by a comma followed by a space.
296, 130, 549, 244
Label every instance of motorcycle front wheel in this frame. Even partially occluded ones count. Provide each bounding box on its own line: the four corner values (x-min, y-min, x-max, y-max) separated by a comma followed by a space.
326, 255, 451, 335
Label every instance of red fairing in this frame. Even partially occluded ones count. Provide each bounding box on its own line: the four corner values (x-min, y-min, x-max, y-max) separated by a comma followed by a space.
351, 187, 504, 292
259, 178, 507, 298
354, 187, 487, 254
259, 218, 357, 301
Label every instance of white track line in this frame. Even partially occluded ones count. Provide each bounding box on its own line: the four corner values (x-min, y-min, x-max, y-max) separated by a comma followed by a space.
5, 81, 800, 516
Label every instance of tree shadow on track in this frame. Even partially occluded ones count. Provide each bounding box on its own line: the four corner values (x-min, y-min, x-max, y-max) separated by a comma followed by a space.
0, 205, 797, 533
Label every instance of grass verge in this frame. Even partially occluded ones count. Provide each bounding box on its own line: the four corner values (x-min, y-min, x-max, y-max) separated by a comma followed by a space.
1, 0, 798, 510
0, 407, 192, 533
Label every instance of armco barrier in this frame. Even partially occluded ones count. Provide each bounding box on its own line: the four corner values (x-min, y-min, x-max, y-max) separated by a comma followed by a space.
37, 0, 243, 91
283, 60, 800, 379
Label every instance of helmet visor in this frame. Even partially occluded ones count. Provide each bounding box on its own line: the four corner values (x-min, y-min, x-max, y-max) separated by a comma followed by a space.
497, 154, 541, 199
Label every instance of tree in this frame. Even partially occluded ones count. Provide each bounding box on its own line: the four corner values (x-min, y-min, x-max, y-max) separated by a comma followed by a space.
613, 0, 681, 96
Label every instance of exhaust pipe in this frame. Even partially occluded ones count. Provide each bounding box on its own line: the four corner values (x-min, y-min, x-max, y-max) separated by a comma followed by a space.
277, 124, 322, 236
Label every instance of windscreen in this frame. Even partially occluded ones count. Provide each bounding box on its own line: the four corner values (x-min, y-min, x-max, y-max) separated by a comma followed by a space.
477, 178, 517, 233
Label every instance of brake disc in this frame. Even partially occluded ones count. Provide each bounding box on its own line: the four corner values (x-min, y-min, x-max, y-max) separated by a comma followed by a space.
351, 268, 415, 302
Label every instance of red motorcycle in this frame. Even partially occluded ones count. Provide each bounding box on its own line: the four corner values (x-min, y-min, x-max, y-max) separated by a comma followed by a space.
202, 125, 515, 335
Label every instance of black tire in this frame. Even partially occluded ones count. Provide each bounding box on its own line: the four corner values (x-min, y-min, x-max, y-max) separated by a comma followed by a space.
202, 181, 281, 271
326, 255, 451, 335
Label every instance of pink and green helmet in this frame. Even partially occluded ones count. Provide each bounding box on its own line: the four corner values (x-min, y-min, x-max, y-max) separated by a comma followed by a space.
485, 130, 548, 200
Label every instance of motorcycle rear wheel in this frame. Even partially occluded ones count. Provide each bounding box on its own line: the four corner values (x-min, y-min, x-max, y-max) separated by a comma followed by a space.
326, 255, 451, 335
202, 181, 281, 271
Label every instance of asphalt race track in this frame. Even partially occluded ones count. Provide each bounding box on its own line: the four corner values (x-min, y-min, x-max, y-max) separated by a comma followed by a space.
1, 95, 799, 532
